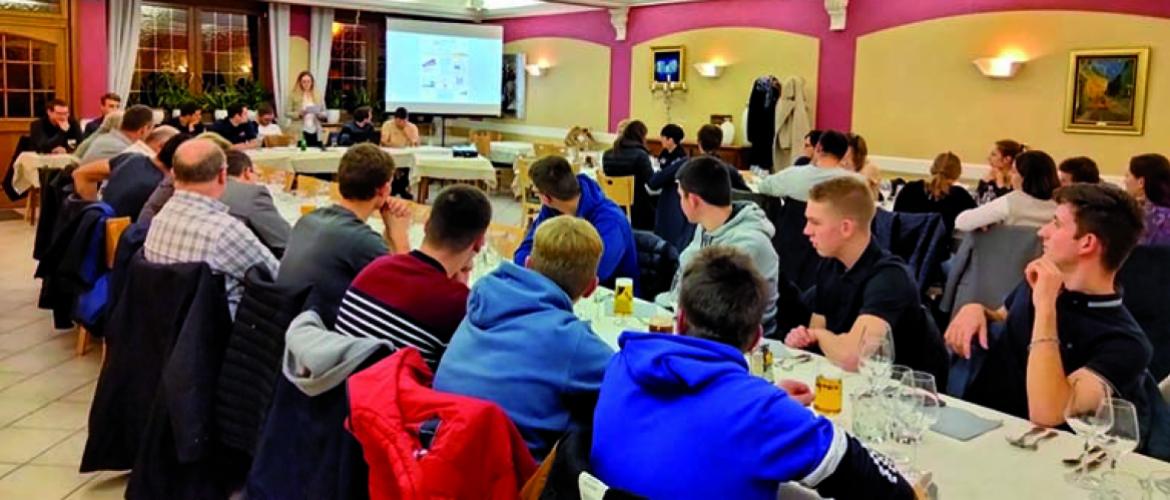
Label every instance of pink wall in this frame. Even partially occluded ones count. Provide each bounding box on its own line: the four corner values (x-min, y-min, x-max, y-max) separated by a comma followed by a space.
290, 5, 310, 39
76, 0, 107, 118
496, 0, 1170, 132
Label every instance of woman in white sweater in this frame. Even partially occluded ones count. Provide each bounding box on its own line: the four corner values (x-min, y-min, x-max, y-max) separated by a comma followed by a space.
954, 150, 1060, 232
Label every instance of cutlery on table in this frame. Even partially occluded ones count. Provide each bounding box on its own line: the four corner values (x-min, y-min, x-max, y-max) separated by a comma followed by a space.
1063, 445, 1104, 466
1005, 427, 1046, 448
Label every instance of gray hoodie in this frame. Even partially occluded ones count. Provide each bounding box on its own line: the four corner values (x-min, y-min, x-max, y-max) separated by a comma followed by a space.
661, 201, 780, 335
283, 311, 392, 397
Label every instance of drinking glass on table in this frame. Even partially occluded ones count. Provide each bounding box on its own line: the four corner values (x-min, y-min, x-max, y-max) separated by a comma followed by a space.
1091, 399, 1140, 499
898, 371, 941, 470
1065, 377, 1115, 488
858, 326, 895, 389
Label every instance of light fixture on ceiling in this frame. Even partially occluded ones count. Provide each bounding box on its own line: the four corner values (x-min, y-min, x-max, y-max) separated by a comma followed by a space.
694, 61, 727, 79
525, 59, 552, 77
973, 53, 1026, 79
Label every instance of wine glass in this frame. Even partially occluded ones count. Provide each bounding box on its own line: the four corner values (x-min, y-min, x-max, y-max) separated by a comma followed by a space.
1090, 399, 1140, 499
858, 326, 895, 388
1066, 378, 1115, 488
900, 371, 941, 470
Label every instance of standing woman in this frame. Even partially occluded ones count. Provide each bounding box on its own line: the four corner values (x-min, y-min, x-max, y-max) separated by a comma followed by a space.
977, 139, 1023, 205
286, 71, 328, 147
1124, 153, 1170, 246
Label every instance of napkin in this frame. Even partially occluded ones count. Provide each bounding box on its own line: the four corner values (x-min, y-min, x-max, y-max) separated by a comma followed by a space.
930, 406, 1002, 441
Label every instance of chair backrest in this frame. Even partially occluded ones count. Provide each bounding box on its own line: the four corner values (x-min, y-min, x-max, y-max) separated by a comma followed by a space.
534, 143, 567, 159
1118, 244, 1170, 381
105, 216, 131, 269
515, 157, 541, 228
468, 130, 500, 156
599, 175, 634, 219
262, 134, 295, 148
941, 225, 1041, 317
488, 223, 526, 260
633, 230, 679, 300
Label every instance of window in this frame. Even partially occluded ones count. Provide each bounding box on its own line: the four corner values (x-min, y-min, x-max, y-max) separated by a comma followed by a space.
327, 21, 370, 111
131, 3, 259, 106
0, 34, 57, 118
0, 0, 61, 15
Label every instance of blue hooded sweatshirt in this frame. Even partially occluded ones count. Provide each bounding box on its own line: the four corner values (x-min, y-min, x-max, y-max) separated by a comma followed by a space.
433, 262, 615, 460
513, 174, 640, 290
591, 332, 837, 500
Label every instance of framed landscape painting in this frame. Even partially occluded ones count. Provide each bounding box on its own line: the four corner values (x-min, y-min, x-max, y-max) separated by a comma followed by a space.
1064, 48, 1150, 135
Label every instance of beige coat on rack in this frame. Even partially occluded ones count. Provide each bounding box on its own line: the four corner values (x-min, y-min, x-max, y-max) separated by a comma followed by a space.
772, 76, 811, 171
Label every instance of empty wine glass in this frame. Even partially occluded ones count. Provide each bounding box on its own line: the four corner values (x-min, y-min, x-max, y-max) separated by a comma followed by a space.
1066, 378, 1115, 488
900, 371, 941, 470
1090, 399, 1140, 499
858, 326, 895, 388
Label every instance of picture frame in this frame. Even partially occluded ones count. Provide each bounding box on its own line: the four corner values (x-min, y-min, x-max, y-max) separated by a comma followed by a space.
650, 45, 686, 88
1063, 47, 1150, 136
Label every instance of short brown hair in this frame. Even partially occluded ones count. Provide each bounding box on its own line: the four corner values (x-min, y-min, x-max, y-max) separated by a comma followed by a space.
679, 246, 768, 349
337, 143, 394, 200
809, 176, 876, 227
529, 216, 603, 300
1054, 183, 1144, 272
100, 93, 121, 105
173, 139, 226, 183
46, 98, 67, 111
425, 185, 492, 252
1058, 156, 1100, 184
696, 124, 723, 152
225, 149, 253, 177
529, 155, 580, 201
121, 104, 155, 132
995, 139, 1024, 162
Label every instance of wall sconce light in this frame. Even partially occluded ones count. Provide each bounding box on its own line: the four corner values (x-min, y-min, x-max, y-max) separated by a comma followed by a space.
973, 56, 1025, 79
525, 60, 552, 77
694, 61, 727, 78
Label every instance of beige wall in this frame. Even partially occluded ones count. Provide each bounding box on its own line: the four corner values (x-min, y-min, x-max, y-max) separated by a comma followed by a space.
630, 27, 819, 145
854, 11, 1170, 176
489, 37, 611, 133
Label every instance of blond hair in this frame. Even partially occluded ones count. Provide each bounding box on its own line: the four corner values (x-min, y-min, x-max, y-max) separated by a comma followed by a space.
809, 176, 876, 227
928, 152, 962, 200
529, 216, 603, 299
194, 131, 233, 152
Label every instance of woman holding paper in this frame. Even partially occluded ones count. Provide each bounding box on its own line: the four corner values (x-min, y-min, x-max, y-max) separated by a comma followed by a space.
286, 71, 328, 147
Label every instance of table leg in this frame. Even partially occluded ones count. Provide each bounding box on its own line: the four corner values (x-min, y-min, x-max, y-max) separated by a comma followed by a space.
26, 188, 39, 226
418, 178, 430, 203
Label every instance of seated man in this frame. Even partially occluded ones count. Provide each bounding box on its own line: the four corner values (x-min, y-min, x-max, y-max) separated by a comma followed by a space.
380, 106, 420, 148
793, 129, 823, 167
73, 126, 182, 217
277, 143, 410, 327
514, 155, 639, 288
254, 104, 283, 137
82, 93, 122, 140
208, 103, 259, 149
139, 132, 232, 223
757, 130, 863, 201
29, 99, 83, 154
337, 185, 491, 368
221, 150, 291, 255
660, 156, 779, 336
164, 102, 205, 135
80, 104, 155, 163
1058, 156, 1100, 186
946, 184, 1154, 427
144, 138, 279, 317
336, 106, 379, 146
592, 246, 916, 500
786, 176, 948, 381
695, 124, 750, 191
435, 216, 614, 461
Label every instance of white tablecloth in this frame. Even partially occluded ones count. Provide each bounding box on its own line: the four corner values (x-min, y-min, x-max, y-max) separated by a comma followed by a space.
246, 147, 416, 174
488, 141, 534, 164
11, 152, 80, 194
408, 151, 498, 189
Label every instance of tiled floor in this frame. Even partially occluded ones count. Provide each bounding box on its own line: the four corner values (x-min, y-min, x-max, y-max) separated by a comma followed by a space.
0, 192, 522, 499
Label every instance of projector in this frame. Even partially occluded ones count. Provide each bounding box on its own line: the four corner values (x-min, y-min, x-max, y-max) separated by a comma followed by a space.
452, 146, 479, 158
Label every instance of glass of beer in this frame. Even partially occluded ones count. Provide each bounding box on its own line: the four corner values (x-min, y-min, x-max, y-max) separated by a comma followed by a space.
299, 203, 316, 216
648, 314, 673, 333
613, 278, 634, 316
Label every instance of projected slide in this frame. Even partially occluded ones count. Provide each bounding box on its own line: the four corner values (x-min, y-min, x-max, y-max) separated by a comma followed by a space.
386, 19, 503, 116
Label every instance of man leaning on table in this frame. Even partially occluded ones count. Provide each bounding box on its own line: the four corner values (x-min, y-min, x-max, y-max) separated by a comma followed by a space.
380, 107, 420, 148
29, 98, 83, 154
785, 176, 949, 383
591, 246, 918, 500
946, 184, 1160, 439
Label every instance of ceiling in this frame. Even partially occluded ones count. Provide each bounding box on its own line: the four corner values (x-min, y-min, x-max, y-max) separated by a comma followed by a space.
275, 0, 698, 21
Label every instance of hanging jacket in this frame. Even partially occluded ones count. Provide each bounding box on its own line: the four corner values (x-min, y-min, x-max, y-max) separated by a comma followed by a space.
33, 163, 79, 261
246, 311, 392, 500
772, 76, 811, 171
214, 265, 314, 458
34, 198, 114, 331
602, 139, 656, 231
348, 347, 538, 500
746, 76, 780, 170
515, 174, 640, 291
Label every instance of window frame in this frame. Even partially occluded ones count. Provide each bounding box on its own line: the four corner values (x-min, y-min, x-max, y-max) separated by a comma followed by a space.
327, 10, 381, 116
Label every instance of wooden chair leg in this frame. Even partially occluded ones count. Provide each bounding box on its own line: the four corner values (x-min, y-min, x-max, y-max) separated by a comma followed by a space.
26, 188, 39, 226
76, 327, 90, 356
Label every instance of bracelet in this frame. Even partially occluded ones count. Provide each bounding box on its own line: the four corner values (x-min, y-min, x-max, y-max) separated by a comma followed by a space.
1028, 338, 1059, 350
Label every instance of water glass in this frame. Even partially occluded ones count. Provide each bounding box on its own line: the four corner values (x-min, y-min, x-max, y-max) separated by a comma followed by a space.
850, 389, 888, 445
1090, 399, 1140, 499
1065, 378, 1114, 488
858, 327, 895, 388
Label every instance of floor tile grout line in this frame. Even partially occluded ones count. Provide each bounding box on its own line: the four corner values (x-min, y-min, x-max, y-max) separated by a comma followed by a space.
0, 326, 82, 363
2, 377, 96, 431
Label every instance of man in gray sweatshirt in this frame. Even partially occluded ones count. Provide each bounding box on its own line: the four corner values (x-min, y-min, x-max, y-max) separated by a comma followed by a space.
658, 156, 780, 335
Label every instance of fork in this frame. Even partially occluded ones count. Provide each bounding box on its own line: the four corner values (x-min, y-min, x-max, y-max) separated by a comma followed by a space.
1018, 430, 1057, 450
1005, 427, 1046, 448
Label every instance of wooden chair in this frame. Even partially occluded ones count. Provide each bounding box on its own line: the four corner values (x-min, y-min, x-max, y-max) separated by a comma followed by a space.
77, 216, 132, 356
262, 134, 295, 148
515, 157, 542, 229
487, 223, 526, 260
469, 130, 501, 157
598, 174, 634, 221
295, 174, 328, 197
533, 143, 568, 159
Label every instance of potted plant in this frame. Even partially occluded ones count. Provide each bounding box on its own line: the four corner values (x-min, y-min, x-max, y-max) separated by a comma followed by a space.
201, 84, 240, 120
233, 78, 271, 119
325, 87, 343, 124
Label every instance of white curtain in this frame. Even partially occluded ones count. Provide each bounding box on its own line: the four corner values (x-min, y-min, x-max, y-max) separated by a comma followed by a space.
268, 2, 291, 123
107, 0, 143, 103
309, 7, 334, 103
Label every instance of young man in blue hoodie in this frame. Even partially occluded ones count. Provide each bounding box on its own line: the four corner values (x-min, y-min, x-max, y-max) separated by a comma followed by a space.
435, 216, 616, 461
514, 155, 640, 290
592, 246, 917, 500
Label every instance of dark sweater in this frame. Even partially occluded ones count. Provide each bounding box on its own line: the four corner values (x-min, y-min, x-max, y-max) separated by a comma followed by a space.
603, 139, 656, 231
892, 180, 976, 232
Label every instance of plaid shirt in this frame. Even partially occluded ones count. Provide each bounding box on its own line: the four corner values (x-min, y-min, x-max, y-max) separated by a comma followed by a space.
145, 190, 279, 316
